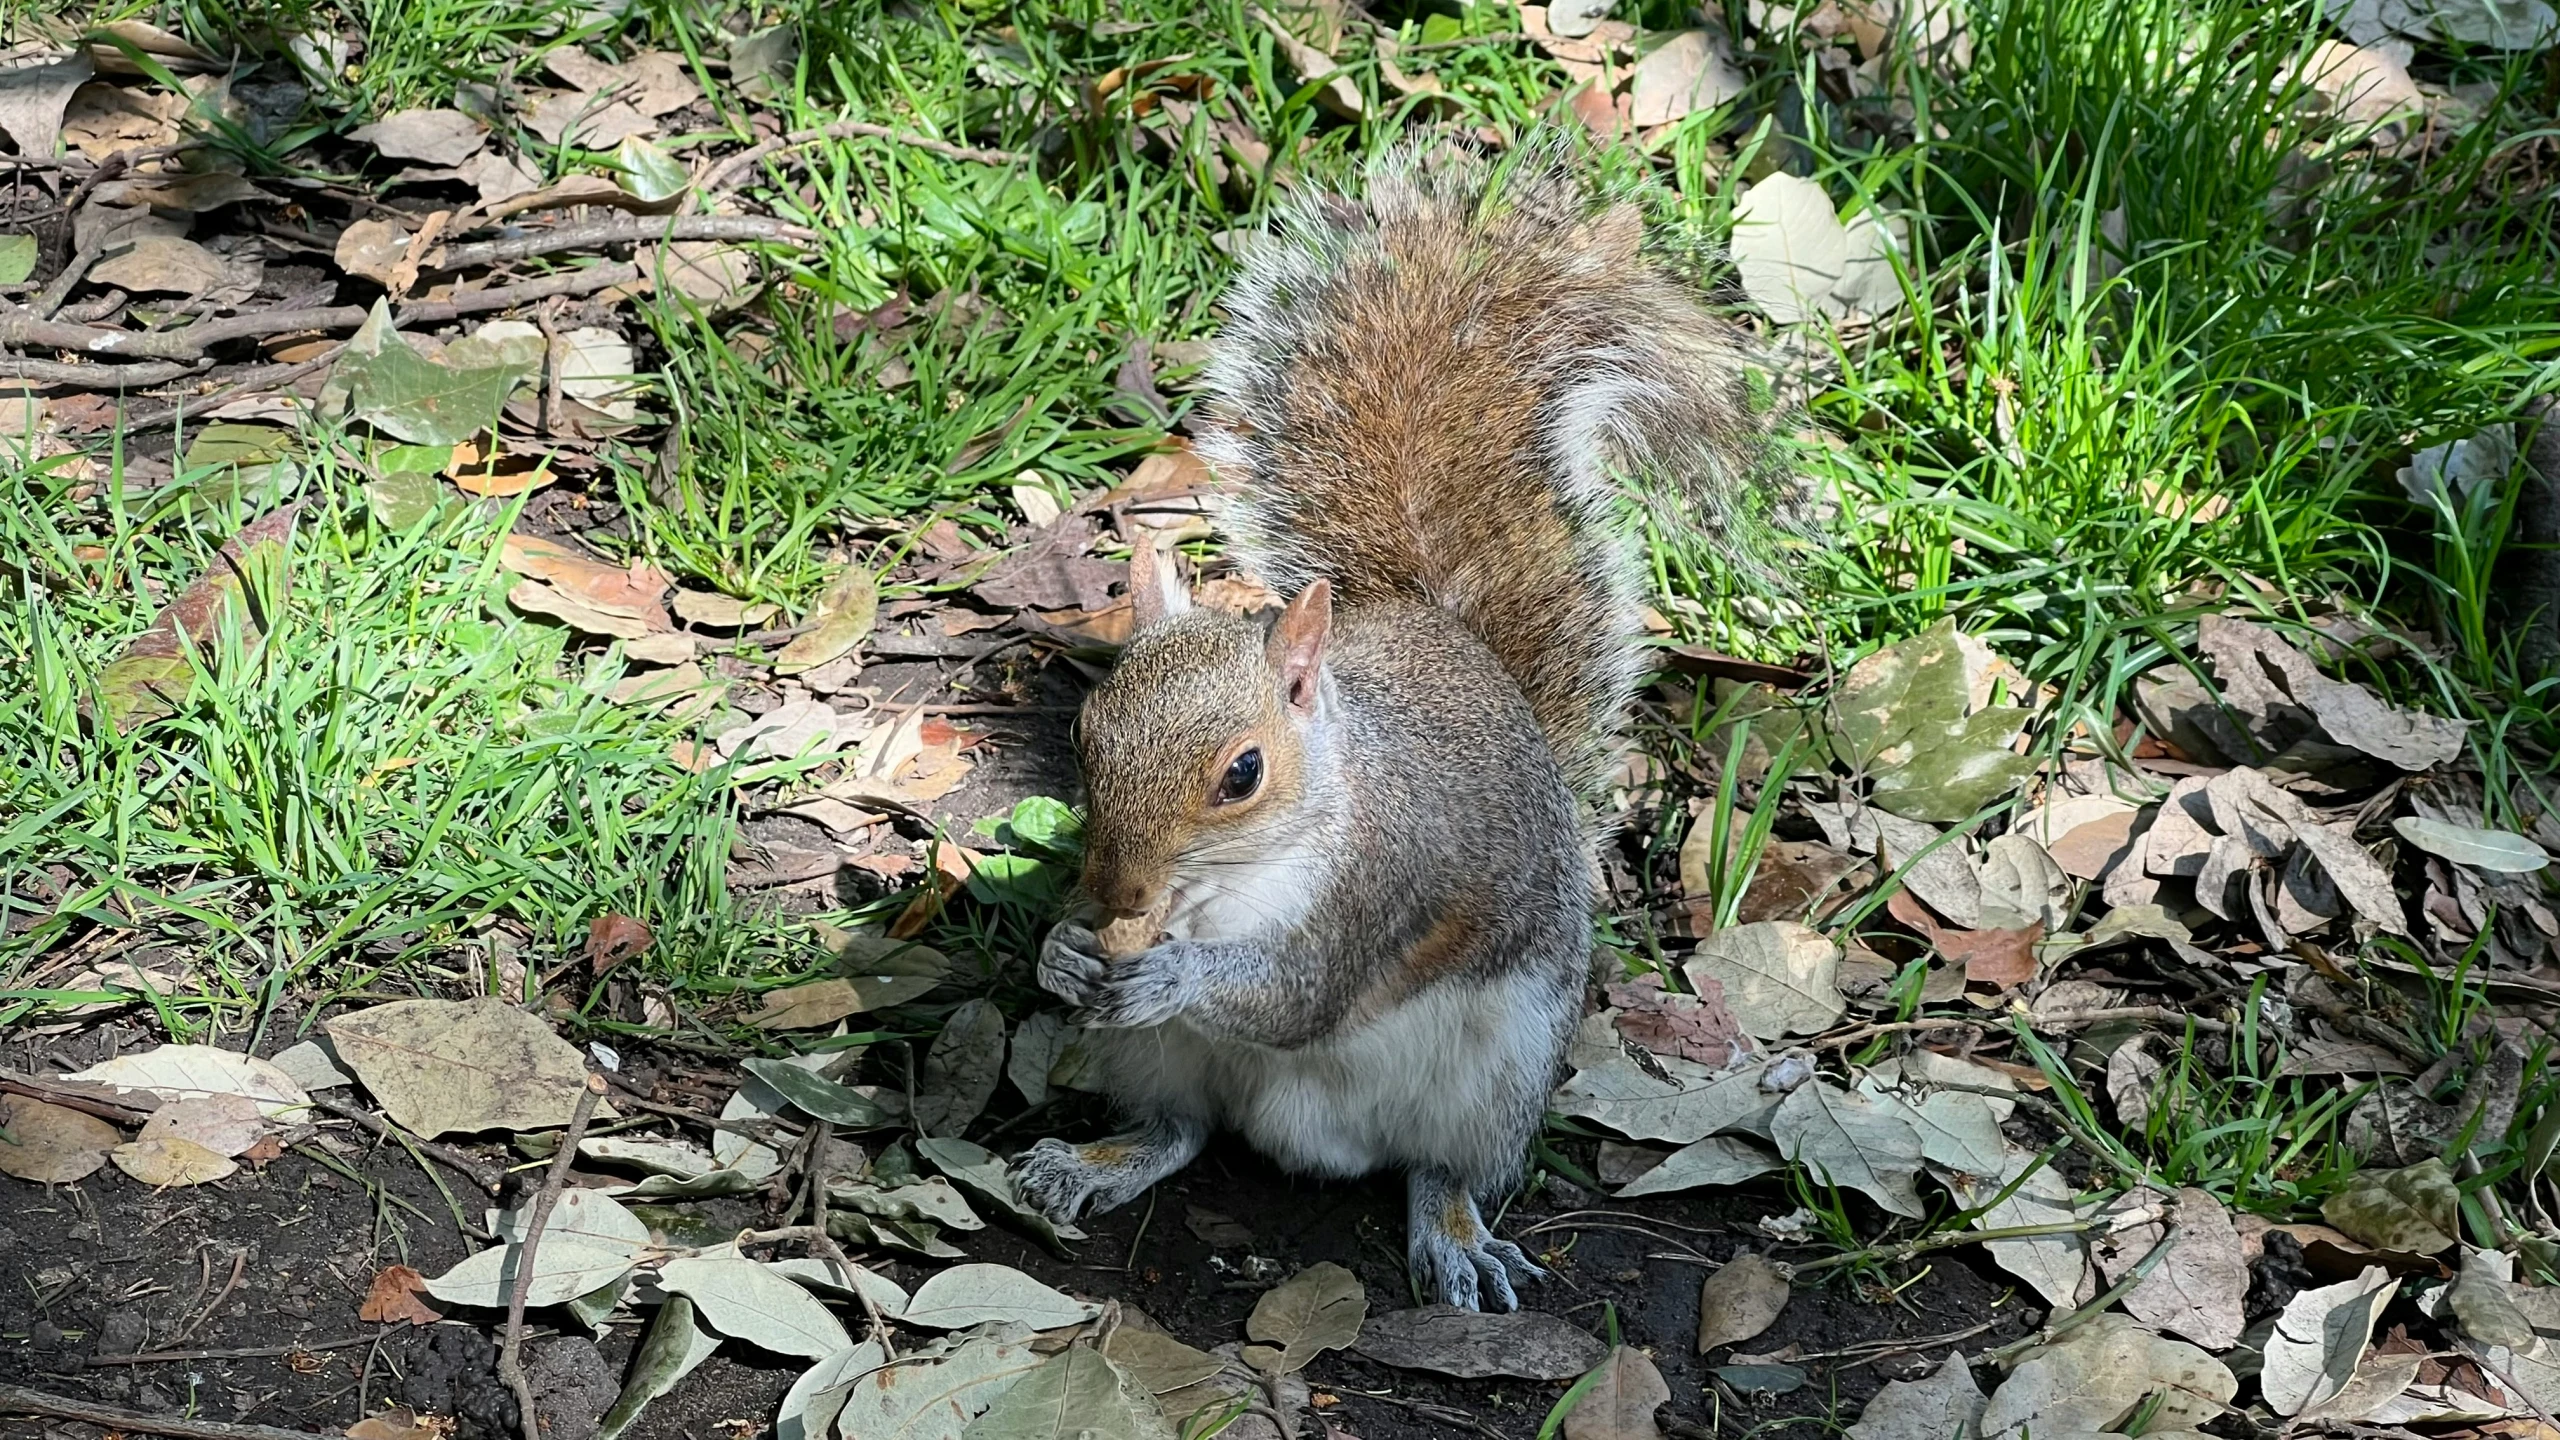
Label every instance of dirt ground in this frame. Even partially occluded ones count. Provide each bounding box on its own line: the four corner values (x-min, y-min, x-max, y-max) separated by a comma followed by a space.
1, 1020, 2037, 1440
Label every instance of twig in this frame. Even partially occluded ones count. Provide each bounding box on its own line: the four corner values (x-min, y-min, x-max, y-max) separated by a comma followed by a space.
735, 1222, 896, 1354
499, 1073, 605, 1440
1390, 28, 1532, 51
2030, 1005, 2231, 1034
0, 1384, 332, 1439
115, 348, 343, 433
32, 243, 102, 320
1984, 1224, 2181, 1368
0, 262, 644, 365
0, 1072, 154, 1123
431, 215, 818, 271
167, 1248, 246, 1346
86, 1335, 373, 1366
702, 119, 1032, 194
1791, 1222, 2099, 1278
598, 1076, 804, 1148
0, 356, 207, 389
309, 1095, 503, 1194
1815, 1016, 1996, 1050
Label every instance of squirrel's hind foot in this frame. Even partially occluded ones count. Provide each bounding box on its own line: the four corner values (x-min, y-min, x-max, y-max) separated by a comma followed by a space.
1013, 1120, 1206, 1222
1406, 1169, 1547, 1313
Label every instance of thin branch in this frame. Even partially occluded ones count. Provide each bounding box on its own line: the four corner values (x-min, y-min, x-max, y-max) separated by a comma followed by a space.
430, 214, 817, 271
114, 348, 344, 433
310, 1095, 503, 1194
0, 1384, 332, 1440
499, 1072, 606, 1440
0, 261, 643, 365
84, 1335, 374, 1367
703, 118, 1032, 194
1984, 1223, 2181, 1368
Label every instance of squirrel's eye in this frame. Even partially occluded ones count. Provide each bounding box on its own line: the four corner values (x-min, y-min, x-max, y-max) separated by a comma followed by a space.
1214, 748, 1263, 805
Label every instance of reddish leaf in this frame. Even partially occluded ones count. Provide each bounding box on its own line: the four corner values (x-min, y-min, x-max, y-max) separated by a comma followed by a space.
584, 914, 653, 976
1886, 888, 2044, 989
1606, 973, 1756, 1068
240, 1135, 284, 1167
360, 1265, 442, 1326
96, 503, 302, 731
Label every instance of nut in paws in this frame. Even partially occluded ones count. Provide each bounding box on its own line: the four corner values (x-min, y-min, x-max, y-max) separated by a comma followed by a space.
1074, 943, 1193, 1029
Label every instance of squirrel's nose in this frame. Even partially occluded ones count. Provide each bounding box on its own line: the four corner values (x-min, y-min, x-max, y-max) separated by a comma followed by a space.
1089, 874, 1160, 920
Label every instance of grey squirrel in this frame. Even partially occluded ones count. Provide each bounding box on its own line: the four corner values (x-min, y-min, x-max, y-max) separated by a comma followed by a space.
1011, 136, 1787, 1311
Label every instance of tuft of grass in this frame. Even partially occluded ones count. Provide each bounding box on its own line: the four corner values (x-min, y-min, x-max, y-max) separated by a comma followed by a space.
0, 445, 786, 1032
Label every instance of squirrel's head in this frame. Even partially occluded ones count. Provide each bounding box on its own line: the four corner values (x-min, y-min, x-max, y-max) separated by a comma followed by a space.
1073, 539, 1333, 924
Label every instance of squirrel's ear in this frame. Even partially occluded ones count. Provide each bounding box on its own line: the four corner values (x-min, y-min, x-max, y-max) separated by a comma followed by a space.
1127, 535, 1191, 630
1270, 580, 1332, 717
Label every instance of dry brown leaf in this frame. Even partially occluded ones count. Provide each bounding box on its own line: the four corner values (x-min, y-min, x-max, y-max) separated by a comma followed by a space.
92, 234, 226, 295
350, 108, 489, 165
345, 1406, 443, 1440
1565, 1345, 1671, 1440
525, 91, 654, 148
546, 48, 702, 116
61, 80, 183, 160
0, 1095, 120, 1184
137, 1094, 265, 1158
499, 534, 672, 627
335, 218, 410, 286
1885, 889, 2041, 988
585, 914, 653, 976
360, 1265, 442, 1326
1696, 1253, 1790, 1353
1628, 29, 1746, 126
0, 53, 98, 161
2302, 39, 2422, 131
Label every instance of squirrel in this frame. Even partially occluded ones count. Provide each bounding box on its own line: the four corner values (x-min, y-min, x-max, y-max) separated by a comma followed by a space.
1011, 135, 1789, 1312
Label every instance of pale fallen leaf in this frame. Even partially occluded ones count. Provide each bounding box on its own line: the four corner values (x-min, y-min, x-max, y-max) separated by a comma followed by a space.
112, 1134, 237, 1186
1552, 1014, 1779, 1143
1103, 1327, 1226, 1395
1952, 1148, 2090, 1308
776, 565, 879, 675
2394, 815, 2550, 873
1730, 173, 1905, 324
1564, 1345, 1671, 1440
2321, 1158, 2458, 1253
69, 1044, 308, 1119
834, 1328, 1043, 1438
546, 48, 700, 116
2092, 1187, 2248, 1349
1245, 1262, 1366, 1375
325, 996, 606, 1137
0, 53, 97, 161
902, 1263, 1101, 1331
1770, 1081, 1925, 1217
1695, 1253, 1790, 1353
2260, 1266, 2396, 1416
137, 1094, 265, 1158
1613, 1134, 1782, 1197
1628, 29, 1746, 125
92, 234, 226, 295
1682, 921, 1843, 1038
960, 1344, 1178, 1440
1844, 1354, 1984, 1440
425, 1233, 637, 1309
1351, 1305, 1607, 1380
1978, 1313, 2236, 1437
657, 1254, 853, 1360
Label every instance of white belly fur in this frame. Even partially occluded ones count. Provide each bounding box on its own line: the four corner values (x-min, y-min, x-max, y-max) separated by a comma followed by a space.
1090, 970, 1563, 1183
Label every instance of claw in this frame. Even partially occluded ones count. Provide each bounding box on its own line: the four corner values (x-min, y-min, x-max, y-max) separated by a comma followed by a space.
1407, 1171, 1546, 1312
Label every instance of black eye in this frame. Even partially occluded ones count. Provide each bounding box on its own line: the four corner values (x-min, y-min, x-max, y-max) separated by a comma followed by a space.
1215, 748, 1263, 805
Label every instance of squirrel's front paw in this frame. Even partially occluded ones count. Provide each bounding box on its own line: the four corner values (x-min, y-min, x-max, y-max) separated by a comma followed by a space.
1037, 922, 1108, 1008
1074, 943, 1194, 1029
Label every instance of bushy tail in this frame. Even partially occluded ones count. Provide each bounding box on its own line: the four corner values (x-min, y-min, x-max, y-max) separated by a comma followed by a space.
1197, 134, 1794, 797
